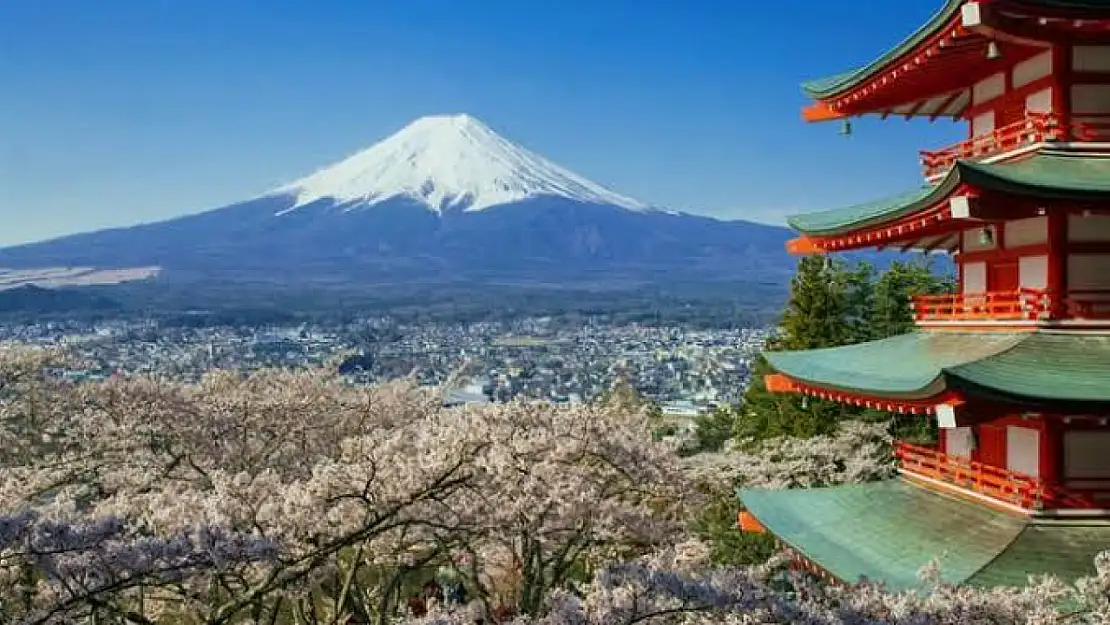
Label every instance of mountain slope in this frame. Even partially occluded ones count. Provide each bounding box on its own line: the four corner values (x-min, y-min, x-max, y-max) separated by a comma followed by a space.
0, 114, 796, 285
273, 114, 648, 214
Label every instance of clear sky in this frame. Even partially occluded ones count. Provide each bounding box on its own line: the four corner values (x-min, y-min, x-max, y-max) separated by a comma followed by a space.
0, 0, 966, 246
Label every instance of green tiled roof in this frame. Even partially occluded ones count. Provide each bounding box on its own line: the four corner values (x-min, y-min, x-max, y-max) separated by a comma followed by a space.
788, 150, 1110, 236
948, 332, 1110, 404
803, 1, 1110, 100
960, 150, 1110, 199
764, 331, 1110, 405
802, 0, 965, 99
787, 183, 951, 237
763, 331, 1025, 400
738, 479, 1110, 589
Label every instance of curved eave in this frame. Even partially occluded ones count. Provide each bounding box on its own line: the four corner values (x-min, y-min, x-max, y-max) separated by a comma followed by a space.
763, 331, 1110, 409
945, 331, 1110, 407
762, 332, 1025, 401
788, 150, 1110, 241
959, 150, 1110, 201
737, 480, 1110, 590
802, 1, 1110, 121
801, 0, 965, 100
786, 180, 956, 238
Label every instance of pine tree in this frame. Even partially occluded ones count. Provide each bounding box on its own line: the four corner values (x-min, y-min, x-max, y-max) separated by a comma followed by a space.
736, 256, 864, 441
733, 255, 956, 442
778, 255, 854, 350
869, 258, 955, 340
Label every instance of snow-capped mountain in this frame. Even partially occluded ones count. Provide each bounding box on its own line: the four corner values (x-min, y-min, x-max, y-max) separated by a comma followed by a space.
272, 114, 648, 214
0, 114, 795, 286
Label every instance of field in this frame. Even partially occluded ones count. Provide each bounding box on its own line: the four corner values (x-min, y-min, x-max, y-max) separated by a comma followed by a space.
0, 266, 160, 289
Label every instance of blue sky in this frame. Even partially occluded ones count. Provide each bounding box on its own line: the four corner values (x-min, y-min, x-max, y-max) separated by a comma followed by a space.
0, 0, 965, 246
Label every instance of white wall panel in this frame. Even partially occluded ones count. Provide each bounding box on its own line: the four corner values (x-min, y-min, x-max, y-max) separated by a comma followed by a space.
1069, 215, 1110, 242
1068, 255, 1110, 290
1073, 46, 1110, 73
1025, 87, 1053, 113
1005, 216, 1048, 248
972, 110, 996, 137
1007, 426, 1040, 478
1014, 50, 1053, 87
963, 261, 987, 294
947, 427, 974, 459
1072, 84, 1110, 114
1065, 431, 1110, 479
1019, 255, 1048, 289
973, 72, 1006, 106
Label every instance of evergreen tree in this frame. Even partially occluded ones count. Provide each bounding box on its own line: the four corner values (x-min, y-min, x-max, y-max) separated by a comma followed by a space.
734, 255, 955, 443
869, 258, 955, 340
777, 256, 854, 350
736, 256, 864, 441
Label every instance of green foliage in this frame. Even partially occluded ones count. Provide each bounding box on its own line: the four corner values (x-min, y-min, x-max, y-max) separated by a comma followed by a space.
735, 255, 955, 443
734, 356, 843, 442
867, 258, 955, 340
691, 492, 776, 566
690, 406, 738, 453
778, 256, 858, 350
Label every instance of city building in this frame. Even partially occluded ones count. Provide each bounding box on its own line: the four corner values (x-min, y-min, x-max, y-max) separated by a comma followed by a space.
739, 0, 1110, 590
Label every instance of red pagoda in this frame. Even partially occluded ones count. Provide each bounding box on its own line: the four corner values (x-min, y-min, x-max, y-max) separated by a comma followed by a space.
738, 0, 1110, 590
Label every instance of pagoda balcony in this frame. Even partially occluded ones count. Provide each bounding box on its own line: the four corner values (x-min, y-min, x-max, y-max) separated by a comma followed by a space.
919, 113, 1107, 180
894, 442, 1106, 513
912, 289, 1110, 325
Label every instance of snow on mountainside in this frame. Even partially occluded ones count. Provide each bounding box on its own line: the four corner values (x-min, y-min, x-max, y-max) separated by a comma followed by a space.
270, 114, 649, 215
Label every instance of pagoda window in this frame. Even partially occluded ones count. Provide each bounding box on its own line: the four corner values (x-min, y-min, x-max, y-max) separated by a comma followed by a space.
1068, 255, 1110, 290
1019, 255, 1048, 290
1006, 426, 1041, 479
973, 72, 1006, 108
1068, 215, 1110, 242
1004, 216, 1048, 248
1013, 50, 1053, 90
1063, 430, 1110, 498
972, 110, 996, 138
1071, 84, 1110, 115
1025, 88, 1053, 115
945, 427, 975, 460
1072, 46, 1110, 74
962, 261, 987, 295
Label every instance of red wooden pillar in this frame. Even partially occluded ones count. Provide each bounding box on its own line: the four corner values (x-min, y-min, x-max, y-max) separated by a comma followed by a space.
1051, 43, 1073, 140
1047, 211, 1069, 317
1039, 417, 1062, 487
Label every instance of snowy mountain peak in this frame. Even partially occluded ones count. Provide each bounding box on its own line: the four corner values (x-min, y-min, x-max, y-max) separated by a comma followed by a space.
272, 114, 649, 214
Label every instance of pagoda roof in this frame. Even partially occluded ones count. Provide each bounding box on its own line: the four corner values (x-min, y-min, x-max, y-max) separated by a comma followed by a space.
789, 150, 1110, 237
737, 479, 1110, 589
802, 0, 966, 101
803, 0, 1110, 102
764, 330, 1110, 409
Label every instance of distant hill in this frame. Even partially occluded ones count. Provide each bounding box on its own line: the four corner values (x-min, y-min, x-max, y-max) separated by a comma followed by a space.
0, 114, 797, 288
0, 284, 121, 314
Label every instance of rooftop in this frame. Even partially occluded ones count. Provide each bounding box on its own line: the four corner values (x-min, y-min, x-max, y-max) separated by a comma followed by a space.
738, 478, 1110, 589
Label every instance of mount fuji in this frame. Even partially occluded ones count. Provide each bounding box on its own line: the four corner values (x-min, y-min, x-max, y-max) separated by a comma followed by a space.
0, 114, 795, 287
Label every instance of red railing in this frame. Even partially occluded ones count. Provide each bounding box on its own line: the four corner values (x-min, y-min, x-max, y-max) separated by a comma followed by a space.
913, 289, 1110, 323
1065, 290, 1110, 321
919, 112, 1102, 179
920, 113, 1063, 178
913, 288, 1051, 322
894, 441, 1099, 511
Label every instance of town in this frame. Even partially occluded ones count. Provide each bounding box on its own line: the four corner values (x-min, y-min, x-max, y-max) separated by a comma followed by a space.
1, 316, 770, 415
